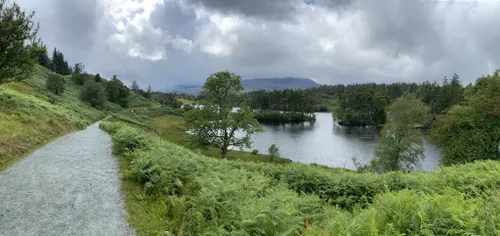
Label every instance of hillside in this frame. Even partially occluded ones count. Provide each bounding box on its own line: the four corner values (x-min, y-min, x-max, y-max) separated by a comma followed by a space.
0, 65, 152, 171
100, 114, 500, 235
173, 77, 320, 95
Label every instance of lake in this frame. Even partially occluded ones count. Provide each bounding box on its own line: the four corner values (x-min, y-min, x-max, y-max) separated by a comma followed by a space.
243, 112, 442, 171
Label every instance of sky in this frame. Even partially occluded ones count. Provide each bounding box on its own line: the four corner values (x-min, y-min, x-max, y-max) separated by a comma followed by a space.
16, 0, 500, 91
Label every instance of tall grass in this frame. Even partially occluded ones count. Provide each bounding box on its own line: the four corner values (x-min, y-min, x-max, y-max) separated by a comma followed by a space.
101, 120, 500, 235
0, 66, 107, 170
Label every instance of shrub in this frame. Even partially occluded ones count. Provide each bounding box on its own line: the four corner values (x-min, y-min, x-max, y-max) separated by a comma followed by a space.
251, 149, 259, 155
113, 125, 152, 154
45, 73, 65, 95
80, 80, 106, 108
99, 121, 124, 134
268, 144, 279, 161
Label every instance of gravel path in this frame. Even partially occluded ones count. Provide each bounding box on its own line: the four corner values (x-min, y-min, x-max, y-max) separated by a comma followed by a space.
0, 122, 135, 236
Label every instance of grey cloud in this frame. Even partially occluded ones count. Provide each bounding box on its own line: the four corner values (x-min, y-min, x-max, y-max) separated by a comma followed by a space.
183, 0, 353, 21
357, 1, 446, 62
14, 0, 500, 91
150, 1, 201, 39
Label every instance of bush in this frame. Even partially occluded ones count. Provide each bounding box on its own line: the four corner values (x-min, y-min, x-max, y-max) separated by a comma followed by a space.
251, 149, 259, 155
71, 73, 92, 85
113, 125, 152, 154
45, 73, 65, 95
268, 144, 279, 161
80, 80, 106, 108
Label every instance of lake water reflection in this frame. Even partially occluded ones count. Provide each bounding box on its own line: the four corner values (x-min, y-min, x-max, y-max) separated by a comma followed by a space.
245, 112, 442, 171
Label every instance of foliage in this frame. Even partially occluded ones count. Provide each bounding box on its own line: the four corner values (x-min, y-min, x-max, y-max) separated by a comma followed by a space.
71, 63, 91, 85
432, 70, 500, 166
37, 43, 51, 70
113, 125, 152, 153
131, 80, 140, 92
101, 121, 500, 235
253, 110, 316, 123
308, 76, 464, 119
371, 95, 431, 172
0, 65, 106, 171
50, 48, 71, 75
251, 149, 259, 155
244, 89, 318, 115
143, 84, 152, 99
185, 71, 263, 159
268, 144, 280, 161
129, 91, 154, 107
151, 92, 182, 108
80, 80, 106, 108
94, 73, 101, 82
0, 0, 43, 83
333, 89, 389, 126
45, 73, 65, 95
106, 75, 130, 107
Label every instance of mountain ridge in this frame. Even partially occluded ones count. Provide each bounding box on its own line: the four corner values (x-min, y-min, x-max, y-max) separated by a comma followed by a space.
172, 77, 320, 95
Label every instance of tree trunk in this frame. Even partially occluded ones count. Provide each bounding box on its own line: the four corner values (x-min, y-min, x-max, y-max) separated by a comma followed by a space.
221, 148, 228, 159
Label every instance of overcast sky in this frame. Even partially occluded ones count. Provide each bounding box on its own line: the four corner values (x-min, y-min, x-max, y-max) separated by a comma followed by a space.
17, 0, 500, 91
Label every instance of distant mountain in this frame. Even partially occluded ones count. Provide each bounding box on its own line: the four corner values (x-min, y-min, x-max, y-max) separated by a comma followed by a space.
172, 77, 319, 95
242, 77, 320, 91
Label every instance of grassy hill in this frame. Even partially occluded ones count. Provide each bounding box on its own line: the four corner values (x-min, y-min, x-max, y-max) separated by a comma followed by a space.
0, 65, 152, 171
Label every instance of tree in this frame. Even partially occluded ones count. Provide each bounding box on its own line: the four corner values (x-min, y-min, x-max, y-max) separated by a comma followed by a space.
0, 0, 43, 83
131, 80, 140, 92
94, 73, 101, 82
185, 71, 263, 159
431, 70, 500, 165
45, 73, 65, 95
81, 80, 106, 108
71, 63, 86, 85
143, 84, 152, 99
268, 144, 280, 161
37, 43, 51, 69
106, 75, 130, 107
441, 73, 464, 112
371, 95, 431, 172
50, 48, 71, 75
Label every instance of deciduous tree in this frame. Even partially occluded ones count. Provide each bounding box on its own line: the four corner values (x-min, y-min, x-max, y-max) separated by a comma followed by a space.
371, 95, 431, 172
81, 80, 106, 108
185, 71, 263, 159
431, 70, 500, 165
45, 73, 65, 95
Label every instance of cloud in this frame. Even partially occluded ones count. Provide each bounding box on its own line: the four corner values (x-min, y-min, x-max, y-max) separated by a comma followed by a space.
15, 0, 500, 90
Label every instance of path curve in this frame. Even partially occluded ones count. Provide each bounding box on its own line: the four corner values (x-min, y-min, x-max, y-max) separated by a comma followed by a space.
0, 122, 135, 236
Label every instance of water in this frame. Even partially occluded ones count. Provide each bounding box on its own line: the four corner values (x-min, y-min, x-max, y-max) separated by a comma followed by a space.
244, 112, 442, 171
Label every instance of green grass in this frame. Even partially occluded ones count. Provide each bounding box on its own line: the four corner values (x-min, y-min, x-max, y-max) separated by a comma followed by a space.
107, 105, 292, 164
177, 98, 195, 105
101, 120, 500, 235
0, 65, 156, 171
0, 66, 107, 170
147, 115, 292, 164
129, 92, 155, 107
